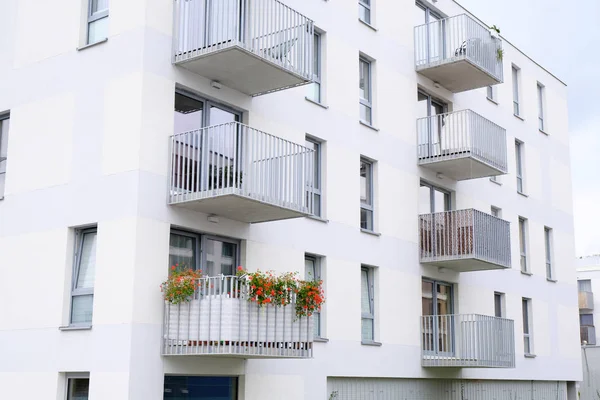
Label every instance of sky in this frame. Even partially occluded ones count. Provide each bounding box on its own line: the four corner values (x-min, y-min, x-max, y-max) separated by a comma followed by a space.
458, 0, 600, 257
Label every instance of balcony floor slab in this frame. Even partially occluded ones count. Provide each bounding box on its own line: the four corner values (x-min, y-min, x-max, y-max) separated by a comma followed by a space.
419, 154, 506, 181
420, 257, 510, 272
417, 57, 501, 93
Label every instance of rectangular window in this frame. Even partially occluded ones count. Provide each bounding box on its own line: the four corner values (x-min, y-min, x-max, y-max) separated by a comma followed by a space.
522, 298, 533, 355
512, 66, 520, 116
305, 255, 322, 338
164, 376, 238, 400
307, 32, 322, 103
579, 279, 592, 292
305, 136, 322, 217
494, 292, 505, 318
169, 230, 239, 277
515, 140, 524, 193
359, 0, 371, 24
537, 83, 545, 131
361, 266, 375, 342
518, 217, 528, 273
66, 375, 90, 400
87, 0, 109, 45
491, 206, 501, 218
0, 113, 9, 198
360, 158, 374, 231
421, 279, 453, 354
487, 85, 496, 102
419, 181, 451, 214
359, 57, 372, 124
545, 227, 554, 280
580, 314, 594, 326
70, 228, 98, 326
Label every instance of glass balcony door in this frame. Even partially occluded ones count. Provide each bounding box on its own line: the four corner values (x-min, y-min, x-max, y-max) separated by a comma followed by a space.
422, 280, 455, 357
417, 91, 448, 159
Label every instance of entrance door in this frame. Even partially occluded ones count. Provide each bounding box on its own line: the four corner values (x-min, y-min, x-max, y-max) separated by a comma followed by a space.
422, 279, 454, 356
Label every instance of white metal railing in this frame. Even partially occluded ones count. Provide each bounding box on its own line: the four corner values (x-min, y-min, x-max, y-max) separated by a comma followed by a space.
415, 14, 503, 82
419, 209, 511, 268
421, 314, 515, 368
173, 0, 314, 82
163, 275, 313, 357
169, 122, 315, 215
417, 109, 507, 173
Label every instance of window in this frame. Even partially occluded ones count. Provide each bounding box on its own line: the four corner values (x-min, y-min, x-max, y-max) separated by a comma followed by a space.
490, 175, 500, 184
512, 65, 520, 116
518, 217, 528, 273
522, 298, 533, 355
307, 32, 323, 103
361, 266, 375, 342
87, 0, 109, 45
0, 113, 9, 198
581, 314, 594, 326
305, 255, 322, 338
580, 314, 596, 345
359, 57, 373, 124
169, 230, 239, 277
422, 279, 453, 354
491, 206, 502, 218
487, 86, 497, 102
419, 181, 451, 214
66, 374, 89, 400
164, 376, 238, 400
537, 83, 545, 131
579, 279, 592, 292
359, 0, 371, 24
174, 91, 241, 133
305, 136, 322, 217
515, 140, 524, 193
494, 292, 505, 318
545, 227, 554, 280
360, 158, 374, 231
70, 228, 97, 326
417, 91, 448, 159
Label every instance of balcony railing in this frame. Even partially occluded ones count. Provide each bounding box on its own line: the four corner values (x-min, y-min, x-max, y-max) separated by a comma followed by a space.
417, 110, 507, 180
581, 325, 596, 346
579, 291, 594, 312
173, 0, 314, 96
419, 209, 511, 272
169, 122, 315, 223
163, 276, 313, 358
414, 14, 503, 92
421, 314, 515, 368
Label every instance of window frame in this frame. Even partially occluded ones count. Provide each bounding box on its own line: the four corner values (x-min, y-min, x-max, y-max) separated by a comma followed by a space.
359, 0, 371, 24
305, 136, 323, 217
494, 292, 505, 318
518, 217, 529, 273
305, 254, 323, 338
486, 85, 497, 103
512, 65, 521, 116
361, 266, 375, 343
579, 279, 592, 292
515, 140, 525, 194
169, 229, 240, 277
87, 0, 109, 45
175, 89, 243, 131
360, 157, 374, 231
70, 228, 98, 327
308, 31, 323, 103
491, 206, 502, 218
359, 57, 373, 125
537, 82, 545, 131
522, 297, 533, 355
420, 180, 451, 213
0, 113, 10, 199
544, 227, 554, 280
65, 373, 90, 400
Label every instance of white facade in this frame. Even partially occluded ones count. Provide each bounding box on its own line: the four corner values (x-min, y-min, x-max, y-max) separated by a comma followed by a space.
0, 0, 581, 399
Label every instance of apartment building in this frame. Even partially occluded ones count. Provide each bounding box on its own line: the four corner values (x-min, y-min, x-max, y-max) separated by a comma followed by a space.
0, 0, 581, 399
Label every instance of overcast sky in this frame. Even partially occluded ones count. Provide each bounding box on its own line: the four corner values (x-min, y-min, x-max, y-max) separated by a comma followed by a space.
459, 0, 600, 257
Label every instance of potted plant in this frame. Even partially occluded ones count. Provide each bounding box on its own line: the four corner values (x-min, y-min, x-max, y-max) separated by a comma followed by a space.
489, 25, 500, 38
161, 264, 202, 304
496, 48, 504, 61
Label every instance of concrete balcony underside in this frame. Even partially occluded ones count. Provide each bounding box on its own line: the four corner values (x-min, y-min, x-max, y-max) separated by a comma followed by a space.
416, 59, 501, 93
419, 152, 505, 181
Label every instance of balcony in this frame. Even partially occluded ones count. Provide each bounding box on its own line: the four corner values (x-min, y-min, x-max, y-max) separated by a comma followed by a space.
172, 0, 314, 96
417, 110, 507, 180
163, 276, 313, 358
169, 122, 315, 223
581, 325, 596, 346
421, 314, 515, 368
414, 14, 503, 93
419, 209, 511, 272
579, 291, 594, 312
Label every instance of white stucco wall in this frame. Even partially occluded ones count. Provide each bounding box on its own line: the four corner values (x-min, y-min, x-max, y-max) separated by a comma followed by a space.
0, 0, 580, 399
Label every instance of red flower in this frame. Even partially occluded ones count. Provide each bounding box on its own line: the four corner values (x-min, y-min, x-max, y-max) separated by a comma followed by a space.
171, 266, 176, 271
237, 266, 244, 271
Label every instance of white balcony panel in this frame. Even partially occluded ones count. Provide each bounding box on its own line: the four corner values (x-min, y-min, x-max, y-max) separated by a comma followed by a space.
415, 14, 503, 93
173, 0, 314, 96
